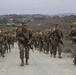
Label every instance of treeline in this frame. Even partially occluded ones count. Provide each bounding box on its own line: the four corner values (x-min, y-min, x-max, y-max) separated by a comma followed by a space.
0, 14, 76, 33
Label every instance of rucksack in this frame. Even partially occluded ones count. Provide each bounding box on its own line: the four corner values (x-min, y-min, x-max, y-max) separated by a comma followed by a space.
0, 34, 4, 42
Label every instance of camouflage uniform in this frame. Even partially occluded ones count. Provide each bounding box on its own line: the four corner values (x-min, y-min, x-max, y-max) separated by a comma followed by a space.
69, 24, 76, 65
10, 36, 15, 48
3, 33, 8, 53
56, 29, 63, 58
16, 24, 33, 66
38, 32, 43, 52
49, 24, 63, 58
49, 31, 58, 57
7, 34, 12, 52
42, 32, 46, 53
0, 30, 5, 57
33, 32, 39, 49
43, 32, 50, 54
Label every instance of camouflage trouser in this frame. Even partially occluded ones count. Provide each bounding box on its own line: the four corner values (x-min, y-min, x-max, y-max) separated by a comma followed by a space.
11, 41, 14, 48
0, 43, 6, 57
45, 42, 49, 54
43, 43, 46, 53
5, 43, 8, 52
18, 42, 29, 60
51, 45, 57, 57
72, 44, 76, 65
7, 42, 11, 52
57, 43, 62, 56
38, 42, 43, 52
72, 44, 76, 57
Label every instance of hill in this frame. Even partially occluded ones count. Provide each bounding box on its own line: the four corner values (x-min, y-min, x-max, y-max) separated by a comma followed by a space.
0, 14, 76, 34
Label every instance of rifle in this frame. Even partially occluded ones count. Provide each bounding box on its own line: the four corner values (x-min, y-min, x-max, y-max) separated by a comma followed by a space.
59, 40, 64, 47
18, 32, 34, 52
28, 44, 34, 52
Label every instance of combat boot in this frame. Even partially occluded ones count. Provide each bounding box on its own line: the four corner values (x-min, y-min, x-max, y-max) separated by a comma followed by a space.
73, 57, 76, 65
58, 55, 62, 58
2, 55, 5, 57
54, 55, 56, 58
20, 59, 24, 66
25, 59, 29, 65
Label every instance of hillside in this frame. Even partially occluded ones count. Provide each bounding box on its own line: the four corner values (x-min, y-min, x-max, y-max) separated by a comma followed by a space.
0, 14, 76, 33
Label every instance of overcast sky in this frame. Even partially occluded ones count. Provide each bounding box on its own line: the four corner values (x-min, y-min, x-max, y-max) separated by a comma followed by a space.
0, 0, 76, 15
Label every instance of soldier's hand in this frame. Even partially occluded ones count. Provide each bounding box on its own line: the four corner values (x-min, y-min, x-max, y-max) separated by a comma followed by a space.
19, 37, 24, 41
28, 40, 32, 44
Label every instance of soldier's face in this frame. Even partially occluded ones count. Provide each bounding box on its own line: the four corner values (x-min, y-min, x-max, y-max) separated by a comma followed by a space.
55, 26, 59, 30
22, 25, 28, 30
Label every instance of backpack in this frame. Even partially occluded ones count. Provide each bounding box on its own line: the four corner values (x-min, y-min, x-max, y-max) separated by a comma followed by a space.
0, 34, 4, 42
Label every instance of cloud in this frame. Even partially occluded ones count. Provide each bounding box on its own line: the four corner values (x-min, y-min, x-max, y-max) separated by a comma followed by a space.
0, 0, 76, 15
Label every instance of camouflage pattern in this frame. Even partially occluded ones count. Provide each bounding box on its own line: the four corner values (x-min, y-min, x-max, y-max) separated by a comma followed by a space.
48, 25, 63, 58
49, 31, 58, 57
43, 31, 50, 54
37, 32, 43, 52
7, 33, 12, 52
33, 32, 39, 49
31, 24, 63, 58
16, 24, 33, 66
69, 23, 76, 65
3, 33, 8, 53
0, 30, 6, 57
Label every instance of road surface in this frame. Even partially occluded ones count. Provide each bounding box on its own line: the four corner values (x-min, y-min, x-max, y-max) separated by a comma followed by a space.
0, 43, 76, 75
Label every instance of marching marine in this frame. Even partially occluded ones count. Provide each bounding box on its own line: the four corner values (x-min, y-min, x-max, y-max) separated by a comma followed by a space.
16, 23, 33, 66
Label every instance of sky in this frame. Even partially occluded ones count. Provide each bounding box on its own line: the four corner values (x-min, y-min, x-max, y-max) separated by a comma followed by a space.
0, 0, 76, 15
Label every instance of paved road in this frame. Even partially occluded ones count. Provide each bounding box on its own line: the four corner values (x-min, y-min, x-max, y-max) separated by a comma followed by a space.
0, 43, 76, 75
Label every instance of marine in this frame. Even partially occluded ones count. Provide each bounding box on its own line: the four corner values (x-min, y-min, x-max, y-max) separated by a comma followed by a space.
16, 23, 33, 66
